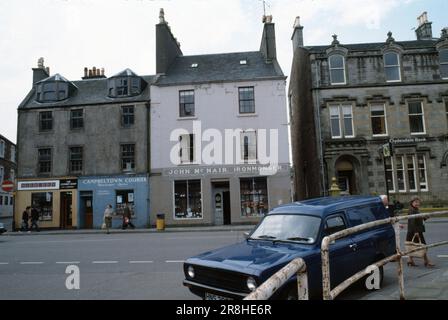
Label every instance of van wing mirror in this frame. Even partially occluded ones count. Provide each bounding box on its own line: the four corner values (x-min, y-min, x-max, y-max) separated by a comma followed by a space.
243, 232, 250, 239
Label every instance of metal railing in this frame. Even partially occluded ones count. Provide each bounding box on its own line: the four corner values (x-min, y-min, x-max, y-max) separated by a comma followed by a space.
244, 258, 308, 300
321, 211, 448, 300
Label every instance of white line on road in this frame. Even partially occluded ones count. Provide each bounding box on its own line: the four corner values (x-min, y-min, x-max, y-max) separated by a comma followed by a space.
20, 262, 44, 265
165, 260, 185, 263
129, 261, 154, 264
0, 262, 9, 265
437, 255, 448, 258
92, 261, 118, 264
56, 261, 80, 264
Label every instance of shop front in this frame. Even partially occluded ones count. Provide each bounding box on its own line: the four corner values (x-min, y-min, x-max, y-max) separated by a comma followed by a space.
77, 175, 149, 229
150, 164, 291, 227
14, 178, 78, 229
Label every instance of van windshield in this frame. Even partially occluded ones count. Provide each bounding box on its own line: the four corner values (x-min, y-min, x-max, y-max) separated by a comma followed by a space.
250, 214, 321, 244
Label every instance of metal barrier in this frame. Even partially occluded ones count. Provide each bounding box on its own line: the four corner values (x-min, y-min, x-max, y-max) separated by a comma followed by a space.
321, 211, 448, 300
244, 258, 308, 300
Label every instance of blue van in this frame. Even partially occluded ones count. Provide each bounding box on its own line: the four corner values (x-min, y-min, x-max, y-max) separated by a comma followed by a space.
183, 196, 396, 299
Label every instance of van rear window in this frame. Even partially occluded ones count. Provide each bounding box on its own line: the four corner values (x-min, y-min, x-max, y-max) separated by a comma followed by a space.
347, 205, 385, 227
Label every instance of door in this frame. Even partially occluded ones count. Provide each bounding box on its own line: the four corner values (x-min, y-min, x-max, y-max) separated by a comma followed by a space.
84, 196, 93, 229
323, 214, 357, 287
60, 192, 73, 229
223, 191, 231, 225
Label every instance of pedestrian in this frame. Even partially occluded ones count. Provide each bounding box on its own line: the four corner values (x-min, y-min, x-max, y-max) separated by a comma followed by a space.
29, 206, 40, 232
20, 206, 31, 232
103, 204, 113, 234
406, 196, 434, 267
380, 195, 395, 217
122, 203, 135, 230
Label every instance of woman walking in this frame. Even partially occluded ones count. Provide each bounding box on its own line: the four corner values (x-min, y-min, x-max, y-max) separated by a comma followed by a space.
103, 204, 113, 234
406, 196, 435, 267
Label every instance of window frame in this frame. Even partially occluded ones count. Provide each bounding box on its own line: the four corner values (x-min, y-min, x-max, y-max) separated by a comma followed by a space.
240, 130, 257, 163
238, 87, 255, 114
408, 101, 426, 135
388, 153, 429, 193
406, 155, 418, 192
328, 54, 347, 85
370, 103, 388, 137
179, 133, 195, 164
38, 148, 52, 174
439, 48, 448, 80
0, 165, 4, 184
69, 146, 83, 174
0, 140, 4, 158
179, 90, 195, 118
329, 104, 355, 139
70, 109, 84, 130
39, 111, 53, 132
384, 51, 402, 83
385, 157, 396, 193
120, 144, 135, 171
417, 154, 429, 192
240, 177, 269, 217
121, 105, 135, 128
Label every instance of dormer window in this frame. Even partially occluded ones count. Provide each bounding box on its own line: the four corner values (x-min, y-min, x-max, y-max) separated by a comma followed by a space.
240, 60, 247, 65
329, 54, 346, 85
440, 49, 448, 79
191, 63, 198, 68
107, 69, 144, 98
384, 52, 401, 82
35, 74, 71, 103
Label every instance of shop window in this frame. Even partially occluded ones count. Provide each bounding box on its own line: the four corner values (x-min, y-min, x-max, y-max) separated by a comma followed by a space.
115, 189, 135, 217
240, 177, 268, 217
174, 180, 202, 219
388, 154, 429, 193
31, 192, 53, 221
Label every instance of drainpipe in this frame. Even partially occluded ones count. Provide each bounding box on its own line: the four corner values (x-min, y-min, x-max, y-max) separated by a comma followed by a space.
314, 60, 327, 196
146, 100, 151, 227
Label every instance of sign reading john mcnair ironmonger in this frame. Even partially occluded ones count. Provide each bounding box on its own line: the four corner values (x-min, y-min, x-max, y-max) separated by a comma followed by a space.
162, 164, 290, 177
60, 179, 78, 189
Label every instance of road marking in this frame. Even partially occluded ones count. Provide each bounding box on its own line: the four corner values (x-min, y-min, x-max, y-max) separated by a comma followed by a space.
437, 255, 448, 258
16, 239, 123, 244
0, 262, 9, 265
56, 261, 80, 264
129, 261, 154, 264
20, 262, 44, 265
165, 260, 185, 263
92, 261, 118, 264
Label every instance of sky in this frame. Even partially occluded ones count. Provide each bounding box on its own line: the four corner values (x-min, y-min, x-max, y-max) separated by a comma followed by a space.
0, 0, 447, 144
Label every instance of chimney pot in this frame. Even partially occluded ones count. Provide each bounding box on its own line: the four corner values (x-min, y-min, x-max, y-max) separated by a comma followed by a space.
84, 67, 88, 77
88, 69, 92, 77
101, 68, 105, 76
45, 67, 50, 75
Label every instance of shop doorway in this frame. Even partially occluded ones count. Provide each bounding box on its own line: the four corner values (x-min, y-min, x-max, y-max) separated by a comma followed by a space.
211, 181, 231, 225
60, 192, 73, 229
80, 192, 93, 229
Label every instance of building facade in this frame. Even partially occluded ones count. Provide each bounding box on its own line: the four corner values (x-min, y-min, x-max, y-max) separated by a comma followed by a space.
0, 134, 16, 218
150, 12, 291, 226
15, 62, 153, 229
290, 13, 448, 206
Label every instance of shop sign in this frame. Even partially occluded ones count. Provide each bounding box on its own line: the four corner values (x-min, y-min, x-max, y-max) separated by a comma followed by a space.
60, 179, 78, 189
18, 180, 60, 191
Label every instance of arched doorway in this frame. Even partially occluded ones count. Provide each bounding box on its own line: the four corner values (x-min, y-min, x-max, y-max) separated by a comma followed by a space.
335, 155, 360, 195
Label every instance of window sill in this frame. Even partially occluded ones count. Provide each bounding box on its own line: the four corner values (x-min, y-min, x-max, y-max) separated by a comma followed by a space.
372, 134, 389, 138
237, 113, 258, 118
386, 80, 402, 83
177, 116, 197, 121
178, 162, 199, 166
410, 132, 427, 136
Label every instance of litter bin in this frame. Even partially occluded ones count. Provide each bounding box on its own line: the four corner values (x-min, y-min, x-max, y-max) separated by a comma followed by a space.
156, 213, 165, 231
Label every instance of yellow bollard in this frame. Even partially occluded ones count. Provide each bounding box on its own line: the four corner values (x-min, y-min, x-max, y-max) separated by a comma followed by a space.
156, 213, 165, 231
329, 177, 341, 197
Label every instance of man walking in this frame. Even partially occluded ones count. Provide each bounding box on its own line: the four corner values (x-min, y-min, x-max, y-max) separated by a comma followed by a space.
29, 206, 40, 232
122, 203, 135, 230
21, 206, 31, 232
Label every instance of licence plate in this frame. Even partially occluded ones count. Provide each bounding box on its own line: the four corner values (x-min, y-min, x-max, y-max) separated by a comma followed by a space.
204, 292, 232, 300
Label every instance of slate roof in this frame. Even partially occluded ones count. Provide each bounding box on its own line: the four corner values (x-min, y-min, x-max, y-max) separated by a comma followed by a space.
36, 73, 72, 84
155, 51, 285, 86
306, 39, 439, 53
18, 75, 156, 110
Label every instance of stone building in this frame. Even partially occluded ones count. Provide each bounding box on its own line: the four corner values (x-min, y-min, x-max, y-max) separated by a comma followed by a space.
15, 60, 153, 229
290, 13, 448, 206
0, 134, 16, 218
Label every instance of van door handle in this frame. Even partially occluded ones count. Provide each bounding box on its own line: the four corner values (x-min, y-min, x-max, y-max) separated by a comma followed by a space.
349, 244, 358, 250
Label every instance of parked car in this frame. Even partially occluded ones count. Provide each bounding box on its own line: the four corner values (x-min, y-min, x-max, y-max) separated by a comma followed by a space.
0, 222, 6, 234
183, 196, 396, 300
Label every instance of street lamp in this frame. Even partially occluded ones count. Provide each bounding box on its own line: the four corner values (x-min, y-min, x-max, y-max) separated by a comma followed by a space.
378, 142, 394, 200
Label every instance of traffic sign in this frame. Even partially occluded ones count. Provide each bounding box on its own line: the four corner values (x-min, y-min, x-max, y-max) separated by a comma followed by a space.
1, 180, 14, 192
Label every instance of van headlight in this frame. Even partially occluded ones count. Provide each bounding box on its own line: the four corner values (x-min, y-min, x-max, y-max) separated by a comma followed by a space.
247, 276, 257, 291
187, 266, 195, 278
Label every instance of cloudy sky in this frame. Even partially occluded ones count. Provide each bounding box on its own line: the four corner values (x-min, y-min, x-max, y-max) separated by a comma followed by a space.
0, 0, 447, 143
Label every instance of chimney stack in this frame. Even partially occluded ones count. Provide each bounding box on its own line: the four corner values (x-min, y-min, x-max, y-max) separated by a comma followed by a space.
32, 57, 50, 84
156, 8, 183, 74
260, 15, 277, 63
291, 16, 304, 49
415, 11, 433, 40
82, 66, 106, 79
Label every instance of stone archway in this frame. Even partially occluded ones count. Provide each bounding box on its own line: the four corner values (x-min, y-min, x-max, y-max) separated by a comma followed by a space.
335, 155, 361, 195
